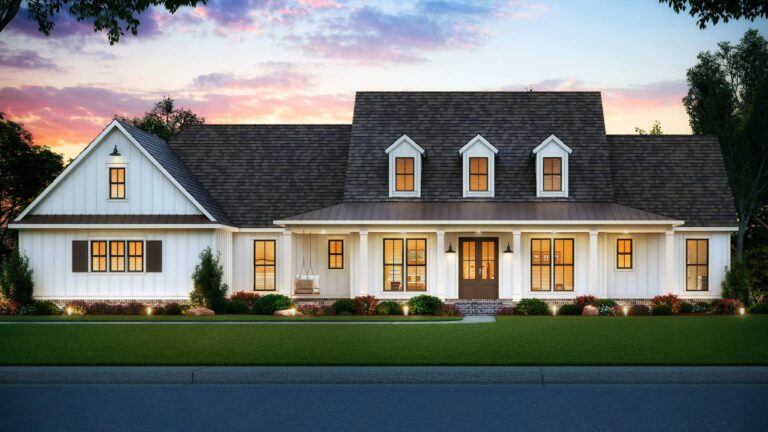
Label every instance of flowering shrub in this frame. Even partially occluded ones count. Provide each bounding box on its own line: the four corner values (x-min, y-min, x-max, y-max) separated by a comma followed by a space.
230, 292, 260, 309
652, 294, 681, 313
628, 304, 651, 316
496, 306, 515, 316
693, 301, 713, 313
438, 304, 462, 317
598, 305, 616, 316
315, 305, 337, 316
0, 299, 21, 315
711, 298, 740, 315
575, 296, 600, 307
352, 295, 379, 315
298, 304, 319, 316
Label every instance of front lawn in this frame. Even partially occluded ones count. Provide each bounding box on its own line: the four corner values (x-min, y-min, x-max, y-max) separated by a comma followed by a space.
1, 316, 766, 366
0, 314, 459, 322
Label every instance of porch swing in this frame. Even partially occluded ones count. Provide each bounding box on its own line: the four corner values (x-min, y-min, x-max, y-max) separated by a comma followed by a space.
294, 231, 320, 295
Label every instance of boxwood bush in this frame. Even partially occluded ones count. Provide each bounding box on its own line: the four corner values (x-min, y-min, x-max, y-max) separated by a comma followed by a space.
407, 295, 443, 315
332, 298, 356, 315
679, 302, 694, 313
376, 301, 401, 316
515, 298, 550, 315
252, 294, 294, 315
651, 304, 673, 315
748, 302, 768, 314
558, 303, 583, 315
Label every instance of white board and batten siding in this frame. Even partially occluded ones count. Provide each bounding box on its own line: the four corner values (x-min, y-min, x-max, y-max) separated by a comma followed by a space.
32, 128, 200, 216
20, 229, 217, 300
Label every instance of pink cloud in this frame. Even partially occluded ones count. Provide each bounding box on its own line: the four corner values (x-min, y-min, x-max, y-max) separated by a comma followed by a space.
190, 64, 313, 91
0, 42, 61, 71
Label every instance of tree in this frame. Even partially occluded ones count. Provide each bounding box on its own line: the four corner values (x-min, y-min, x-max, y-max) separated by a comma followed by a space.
190, 247, 227, 313
0, 248, 34, 305
635, 120, 663, 135
0, 113, 65, 259
0, 0, 205, 44
683, 29, 768, 260
659, 1, 768, 28
116, 96, 204, 141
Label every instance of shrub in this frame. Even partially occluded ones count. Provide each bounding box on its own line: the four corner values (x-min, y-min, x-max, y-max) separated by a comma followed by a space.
438, 304, 462, 317
496, 306, 515, 316
86, 302, 116, 315
652, 294, 681, 313
298, 304, 318, 316
693, 301, 713, 313
721, 259, 752, 306
558, 303, 582, 315
0, 249, 35, 306
679, 302, 694, 313
30, 300, 61, 315
352, 295, 378, 315
711, 298, 740, 315
331, 298, 356, 314
628, 304, 650, 316
651, 304, 673, 315
376, 301, 401, 316
315, 305, 336, 316
407, 295, 443, 315
745, 247, 768, 303
64, 300, 87, 316
598, 305, 616, 316
162, 302, 183, 315
0, 299, 21, 315
252, 294, 294, 315
190, 247, 228, 313
574, 295, 600, 307
124, 302, 146, 315
230, 292, 260, 309
225, 300, 251, 314
748, 302, 768, 314
597, 299, 617, 308
515, 298, 550, 316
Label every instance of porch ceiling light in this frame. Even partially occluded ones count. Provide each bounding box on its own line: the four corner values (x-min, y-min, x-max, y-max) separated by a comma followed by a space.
446, 242, 455, 253
503, 243, 513, 253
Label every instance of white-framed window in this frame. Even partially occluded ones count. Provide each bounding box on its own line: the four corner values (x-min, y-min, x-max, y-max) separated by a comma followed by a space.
385, 135, 425, 198
532, 134, 571, 198
108, 166, 126, 199
459, 135, 497, 198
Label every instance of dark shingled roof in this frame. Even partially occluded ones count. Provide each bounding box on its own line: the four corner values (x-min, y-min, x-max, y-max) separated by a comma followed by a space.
607, 135, 736, 227
18, 215, 215, 224
345, 92, 615, 202
278, 202, 679, 224
117, 120, 233, 225
168, 125, 351, 228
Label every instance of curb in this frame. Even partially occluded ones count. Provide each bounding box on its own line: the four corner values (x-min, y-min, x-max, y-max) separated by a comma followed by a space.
1, 366, 767, 385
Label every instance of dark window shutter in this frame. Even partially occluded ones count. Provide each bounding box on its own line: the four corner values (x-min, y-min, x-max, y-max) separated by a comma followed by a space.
72, 241, 88, 272
146, 240, 163, 273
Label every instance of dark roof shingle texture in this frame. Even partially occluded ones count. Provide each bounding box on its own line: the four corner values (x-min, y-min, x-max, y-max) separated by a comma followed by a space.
168, 125, 351, 228
607, 135, 736, 227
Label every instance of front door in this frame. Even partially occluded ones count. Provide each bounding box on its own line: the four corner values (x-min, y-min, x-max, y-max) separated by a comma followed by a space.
459, 238, 499, 299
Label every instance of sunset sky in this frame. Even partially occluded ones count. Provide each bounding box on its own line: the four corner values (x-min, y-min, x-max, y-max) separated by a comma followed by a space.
0, 0, 765, 159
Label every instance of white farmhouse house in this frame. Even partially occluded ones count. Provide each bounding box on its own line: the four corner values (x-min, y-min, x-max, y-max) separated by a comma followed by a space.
10, 92, 736, 308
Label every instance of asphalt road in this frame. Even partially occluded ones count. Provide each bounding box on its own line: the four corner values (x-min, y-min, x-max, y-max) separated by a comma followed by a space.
1, 384, 766, 432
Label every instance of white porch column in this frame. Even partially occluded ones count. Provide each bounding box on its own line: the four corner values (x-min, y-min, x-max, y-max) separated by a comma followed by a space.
281, 230, 293, 296
436, 230, 446, 299
511, 230, 523, 300
357, 230, 369, 296
664, 230, 675, 294
588, 230, 599, 296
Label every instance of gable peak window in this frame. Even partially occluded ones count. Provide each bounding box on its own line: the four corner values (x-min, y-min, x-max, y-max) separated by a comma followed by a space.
533, 134, 571, 198
460, 135, 497, 197
109, 167, 126, 199
385, 135, 424, 197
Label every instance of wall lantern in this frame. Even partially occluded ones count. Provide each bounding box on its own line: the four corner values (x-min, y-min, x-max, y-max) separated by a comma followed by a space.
503, 243, 513, 254
445, 242, 455, 253
110, 145, 121, 157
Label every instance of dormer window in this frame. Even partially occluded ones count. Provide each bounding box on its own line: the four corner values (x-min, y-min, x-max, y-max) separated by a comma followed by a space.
533, 134, 571, 198
109, 167, 126, 199
460, 135, 497, 198
386, 135, 424, 198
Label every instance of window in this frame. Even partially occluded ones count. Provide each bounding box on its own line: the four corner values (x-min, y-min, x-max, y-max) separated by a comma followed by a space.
109, 167, 125, 199
328, 240, 344, 270
128, 241, 144, 272
406, 239, 427, 291
543, 157, 562, 191
553, 239, 574, 291
91, 241, 107, 272
395, 157, 414, 191
686, 239, 709, 291
383, 239, 404, 291
531, 239, 551, 291
254, 240, 276, 291
109, 241, 125, 272
531, 238, 574, 291
469, 157, 488, 191
617, 239, 633, 269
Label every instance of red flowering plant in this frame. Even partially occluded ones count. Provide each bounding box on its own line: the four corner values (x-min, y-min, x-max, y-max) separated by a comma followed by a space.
574, 295, 600, 308
711, 298, 741, 315
652, 294, 681, 313
0, 299, 21, 315
298, 304, 318, 316
352, 295, 379, 315
230, 291, 260, 309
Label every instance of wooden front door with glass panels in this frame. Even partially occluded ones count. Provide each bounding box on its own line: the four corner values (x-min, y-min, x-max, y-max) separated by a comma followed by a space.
459, 238, 498, 299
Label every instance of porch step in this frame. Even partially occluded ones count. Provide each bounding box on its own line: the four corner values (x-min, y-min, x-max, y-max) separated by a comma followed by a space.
449, 300, 504, 316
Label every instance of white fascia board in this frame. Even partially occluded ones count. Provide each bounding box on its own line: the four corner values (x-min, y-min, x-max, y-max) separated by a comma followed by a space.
8, 223, 229, 230
235, 228, 286, 233
532, 134, 572, 155
384, 134, 425, 155
274, 219, 685, 226
674, 226, 739, 232
459, 134, 498, 155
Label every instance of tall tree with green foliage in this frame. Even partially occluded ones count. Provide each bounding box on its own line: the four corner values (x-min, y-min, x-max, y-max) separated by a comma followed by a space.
635, 120, 663, 135
190, 247, 227, 313
0, 248, 34, 305
0, 1, 205, 44
683, 29, 768, 260
0, 113, 65, 259
659, 1, 768, 28
116, 96, 204, 141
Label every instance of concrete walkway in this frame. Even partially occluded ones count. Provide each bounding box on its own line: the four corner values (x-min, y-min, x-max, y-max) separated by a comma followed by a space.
1, 366, 766, 385
0, 315, 495, 325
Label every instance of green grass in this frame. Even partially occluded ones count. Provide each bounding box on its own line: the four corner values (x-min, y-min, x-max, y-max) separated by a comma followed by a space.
0, 314, 458, 322
1, 316, 766, 366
